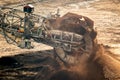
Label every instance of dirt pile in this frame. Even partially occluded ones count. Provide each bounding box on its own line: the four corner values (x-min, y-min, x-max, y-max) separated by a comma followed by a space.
1, 43, 120, 80
48, 44, 120, 80
48, 44, 105, 80
0, 51, 61, 80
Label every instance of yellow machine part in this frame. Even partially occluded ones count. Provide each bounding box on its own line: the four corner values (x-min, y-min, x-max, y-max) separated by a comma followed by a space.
18, 28, 24, 33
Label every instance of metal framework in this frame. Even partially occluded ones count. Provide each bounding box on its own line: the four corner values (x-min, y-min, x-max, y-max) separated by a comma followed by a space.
0, 5, 91, 64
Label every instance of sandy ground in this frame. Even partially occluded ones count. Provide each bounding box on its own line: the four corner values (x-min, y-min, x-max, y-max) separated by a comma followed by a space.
0, 0, 119, 56
0, 0, 120, 80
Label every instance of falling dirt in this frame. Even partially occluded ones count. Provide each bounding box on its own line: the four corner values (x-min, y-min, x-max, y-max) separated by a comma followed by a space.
48, 44, 120, 80
0, 0, 120, 80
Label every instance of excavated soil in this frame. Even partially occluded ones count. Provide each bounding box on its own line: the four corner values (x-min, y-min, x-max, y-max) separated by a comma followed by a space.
0, 50, 61, 80
0, 44, 104, 80
0, 0, 120, 80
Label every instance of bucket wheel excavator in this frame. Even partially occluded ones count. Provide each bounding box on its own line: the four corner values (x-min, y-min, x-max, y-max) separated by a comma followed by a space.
0, 4, 95, 65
